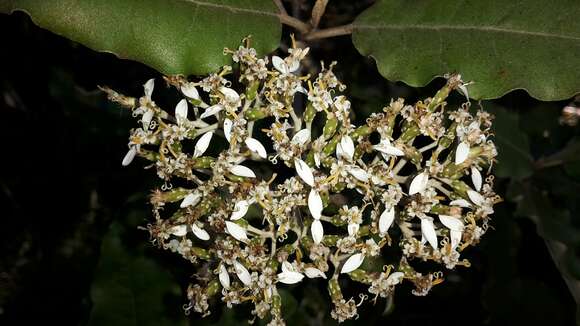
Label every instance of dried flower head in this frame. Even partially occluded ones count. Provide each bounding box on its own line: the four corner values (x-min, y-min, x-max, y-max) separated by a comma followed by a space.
104, 37, 500, 324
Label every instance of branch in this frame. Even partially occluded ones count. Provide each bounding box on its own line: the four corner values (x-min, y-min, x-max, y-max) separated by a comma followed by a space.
278, 14, 311, 34
304, 24, 354, 40
273, 0, 287, 15
310, 0, 329, 29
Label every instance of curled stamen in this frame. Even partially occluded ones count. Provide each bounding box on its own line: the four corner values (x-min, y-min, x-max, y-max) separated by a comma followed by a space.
356, 293, 368, 306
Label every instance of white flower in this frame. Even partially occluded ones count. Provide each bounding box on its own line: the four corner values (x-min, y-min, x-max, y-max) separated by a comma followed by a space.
277, 271, 304, 284
420, 217, 438, 250
219, 264, 230, 289
439, 215, 464, 249
181, 83, 200, 100
223, 118, 233, 143
471, 166, 482, 191
308, 189, 323, 220
339, 135, 355, 161
193, 131, 213, 158
180, 192, 202, 208
191, 223, 210, 241
121, 146, 137, 166
467, 189, 485, 206
225, 221, 248, 242
230, 164, 256, 178
282, 261, 295, 273
341, 253, 364, 274
374, 139, 404, 156
455, 141, 470, 165
386, 272, 405, 286
175, 99, 189, 124
233, 260, 251, 286
295, 159, 315, 187
311, 219, 324, 244
200, 104, 224, 119
379, 206, 395, 235
169, 224, 187, 237
245, 138, 267, 159
292, 129, 311, 146
409, 172, 429, 195
304, 267, 326, 279
272, 55, 299, 74
347, 166, 369, 183
231, 200, 250, 220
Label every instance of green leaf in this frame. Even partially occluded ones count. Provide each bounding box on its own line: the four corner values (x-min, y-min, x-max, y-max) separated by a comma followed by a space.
0, 0, 282, 75
88, 222, 186, 326
487, 105, 534, 180
352, 0, 580, 100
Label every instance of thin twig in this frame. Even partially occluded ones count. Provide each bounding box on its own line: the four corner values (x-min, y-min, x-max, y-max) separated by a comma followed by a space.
273, 0, 287, 15
310, 0, 329, 29
305, 24, 354, 40
278, 14, 311, 34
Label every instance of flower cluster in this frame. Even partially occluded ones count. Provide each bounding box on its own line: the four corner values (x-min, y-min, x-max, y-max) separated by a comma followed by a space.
102, 38, 500, 324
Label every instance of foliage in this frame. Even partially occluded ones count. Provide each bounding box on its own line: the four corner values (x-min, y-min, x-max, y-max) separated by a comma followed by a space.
0, 0, 281, 75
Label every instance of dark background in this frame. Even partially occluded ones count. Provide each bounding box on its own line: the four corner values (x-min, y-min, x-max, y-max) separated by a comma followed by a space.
1, 1, 578, 325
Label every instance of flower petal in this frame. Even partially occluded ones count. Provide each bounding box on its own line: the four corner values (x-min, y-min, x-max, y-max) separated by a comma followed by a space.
295, 159, 315, 187
225, 221, 248, 242
340, 135, 355, 161
421, 217, 438, 250
223, 118, 233, 143
230, 200, 250, 220
308, 189, 323, 220
438, 215, 464, 232
450, 229, 463, 250
277, 271, 304, 284
287, 59, 300, 73
292, 128, 311, 146
143, 78, 154, 99
347, 166, 369, 183
181, 83, 200, 100
340, 253, 364, 274
409, 172, 429, 195
455, 141, 470, 165
122, 147, 137, 166
348, 223, 359, 236
449, 199, 471, 208
386, 272, 404, 286
467, 190, 485, 206
374, 139, 404, 156
191, 223, 210, 241
245, 137, 267, 159
233, 260, 251, 286
272, 56, 288, 74
193, 131, 213, 158
311, 220, 324, 244
471, 166, 482, 191
219, 86, 240, 102
304, 267, 326, 279
180, 192, 202, 208
281, 261, 295, 273
379, 206, 395, 235
200, 104, 223, 119
219, 264, 230, 289
175, 99, 189, 124
230, 164, 256, 178
142, 109, 154, 129
169, 224, 187, 237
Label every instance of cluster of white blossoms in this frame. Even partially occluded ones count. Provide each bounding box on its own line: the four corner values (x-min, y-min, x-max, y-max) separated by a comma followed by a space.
102, 38, 500, 325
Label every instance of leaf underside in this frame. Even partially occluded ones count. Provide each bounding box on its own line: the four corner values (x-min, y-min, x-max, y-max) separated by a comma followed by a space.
352, 0, 580, 101
0, 0, 282, 75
